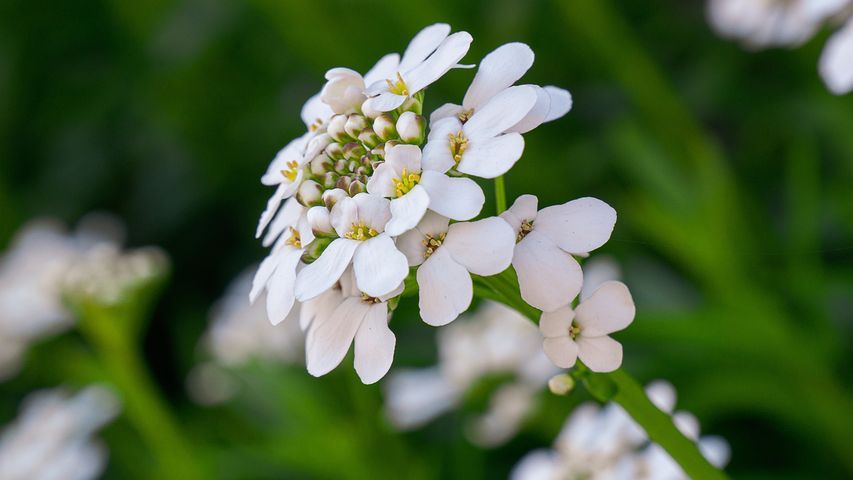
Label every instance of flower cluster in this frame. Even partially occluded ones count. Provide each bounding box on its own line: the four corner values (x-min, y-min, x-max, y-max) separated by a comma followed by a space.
253, 23, 628, 384
0, 386, 120, 480
511, 381, 730, 480
707, 0, 853, 94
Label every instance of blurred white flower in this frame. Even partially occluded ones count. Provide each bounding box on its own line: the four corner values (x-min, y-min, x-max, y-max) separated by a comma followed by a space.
539, 281, 635, 372
501, 195, 617, 312
0, 385, 120, 480
62, 244, 168, 306
511, 380, 730, 480
0, 216, 120, 380
820, 17, 853, 94
397, 213, 515, 326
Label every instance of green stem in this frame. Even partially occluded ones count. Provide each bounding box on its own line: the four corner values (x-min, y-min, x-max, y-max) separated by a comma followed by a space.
77, 306, 205, 479
494, 176, 507, 214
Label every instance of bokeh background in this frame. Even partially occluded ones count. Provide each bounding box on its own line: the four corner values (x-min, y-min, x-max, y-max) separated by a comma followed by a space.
1, 0, 852, 478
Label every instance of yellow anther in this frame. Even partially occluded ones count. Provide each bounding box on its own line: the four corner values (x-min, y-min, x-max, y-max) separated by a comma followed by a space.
421, 232, 447, 259
343, 223, 379, 241
568, 323, 581, 339
285, 227, 302, 249
386, 72, 410, 96
281, 160, 300, 182
457, 109, 474, 123
361, 292, 382, 304
447, 131, 468, 165
392, 168, 421, 197
517, 219, 534, 243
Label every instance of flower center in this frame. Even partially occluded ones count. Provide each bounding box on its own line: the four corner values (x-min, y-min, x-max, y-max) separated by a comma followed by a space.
568, 322, 581, 340
422, 232, 446, 259
448, 131, 468, 164
308, 117, 325, 132
393, 168, 421, 197
285, 227, 302, 249
517, 219, 534, 243
361, 292, 382, 304
386, 72, 409, 96
281, 160, 300, 182
457, 108, 474, 123
344, 222, 379, 241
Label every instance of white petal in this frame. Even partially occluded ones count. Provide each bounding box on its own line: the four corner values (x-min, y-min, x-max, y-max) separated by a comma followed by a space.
463, 85, 537, 139
365, 162, 398, 198
505, 84, 551, 134
429, 103, 463, 124
645, 380, 677, 414
444, 217, 515, 276
575, 281, 635, 336
422, 117, 462, 173
262, 136, 307, 186
577, 335, 623, 372
330, 196, 359, 236
417, 247, 473, 326
463, 42, 534, 110
419, 171, 484, 221
307, 205, 333, 235
263, 197, 304, 247
250, 253, 278, 304
295, 238, 359, 301
699, 436, 732, 468
353, 303, 396, 384
535, 197, 617, 255
255, 184, 286, 238
396, 228, 428, 267
265, 248, 301, 325
416, 210, 451, 237
385, 144, 422, 173
399, 23, 451, 72
301, 94, 333, 131
364, 53, 401, 86
457, 133, 524, 179
306, 297, 367, 377
299, 288, 341, 332
539, 304, 575, 338
543, 336, 579, 369
386, 185, 430, 236
366, 91, 407, 112
353, 192, 392, 232
406, 32, 473, 93
820, 19, 853, 94
499, 194, 538, 233
353, 234, 409, 297
543, 86, 572, 122
512, 230, 583, 312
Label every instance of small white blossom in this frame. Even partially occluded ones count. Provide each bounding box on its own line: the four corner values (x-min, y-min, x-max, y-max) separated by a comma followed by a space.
502, 195, 617, 312
539, 281, 635, 372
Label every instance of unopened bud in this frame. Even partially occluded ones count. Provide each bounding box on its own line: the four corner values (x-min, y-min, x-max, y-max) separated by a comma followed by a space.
361, 97, 382, 119
343, 142, 366, 161
296, 180, 323, 207
307, 206, 334, 236
396, 111, 425, 144
321, 172, 340, 189
370, 144, 385, 157
322, 188, 348, 209
325, 142, 344, 160
399, 95, 422, 114
301, 237, 332, 264
335, 175, 352, 192
327, 114, 351, 143
373, 113, 397, 141
344, 114, 369, 139
348, 179, 366, 196
304, 133, 332, 160
333, 159, 349, 175
548, 374, 575, 396
310, 154, 334, 176
358, 127, 382, 149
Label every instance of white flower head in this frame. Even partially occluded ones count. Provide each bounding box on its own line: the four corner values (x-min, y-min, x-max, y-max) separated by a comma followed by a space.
295, 192, 408, 300
364, 24, 473, 112
397, 213, 515, 326
820, 17, 853, 94
431, 42, 573, 134
539, 281, 635, 372
305, 269, 402, 384
501, 195, 617, 312
366, 144, 485, 235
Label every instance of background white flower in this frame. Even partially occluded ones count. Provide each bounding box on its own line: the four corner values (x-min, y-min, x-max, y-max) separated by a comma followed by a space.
820, 17, 853, 94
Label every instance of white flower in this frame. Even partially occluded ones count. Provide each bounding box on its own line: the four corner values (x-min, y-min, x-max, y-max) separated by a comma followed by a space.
431, 42, 572, 133
366, 144, 484, 235
539, 281, 635, 372
397, 213, 515, 326
501, 195, 617, 312
706, 0, 849, 48
820, 17, 853, 94
305, 269, 401, 384
295, 192, 408, 300
364, 24, 473, 112
422, 85, 538, 178
0, 386, 119, 480
320, 53, 401, 115
256, 134, 311, 238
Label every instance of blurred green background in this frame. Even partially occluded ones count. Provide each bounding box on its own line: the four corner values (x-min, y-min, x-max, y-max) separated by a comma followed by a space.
1, 0, 852, 478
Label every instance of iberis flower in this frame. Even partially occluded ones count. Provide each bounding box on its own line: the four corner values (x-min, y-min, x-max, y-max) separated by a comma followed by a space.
251, 23, 628, 383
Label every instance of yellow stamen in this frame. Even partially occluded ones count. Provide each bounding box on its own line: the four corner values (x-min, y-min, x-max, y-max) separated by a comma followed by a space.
285, 227, 302, 249
361, 292, 382, 304
386, 72, 410, 96
457, 109, 474, 123
517, 219, 534, 243
421, 232, 447, 259
343, 222, 379, 241
447, 131, 468, 164
568, 323, 581, 339
392, 168, 421, 197
281, 160, 300, 182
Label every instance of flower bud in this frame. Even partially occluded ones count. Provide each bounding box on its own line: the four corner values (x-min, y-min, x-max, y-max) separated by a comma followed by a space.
307, 205, 334, 236
348, 179, 366, 196
358, 127, 382, 149
310, 154, 334, 176
320, 68, 366, 115
324, 142, 344, 160
321, 172, 340, 189
399, 95, 422, 114
305, 133, 332, 160
396, 111, 425, 144
361, 97, 382, 119
335, 175, 352, 192
373, 113, 397, 141
322, 188, 348, 209
344, 114, 369, 139
333, 159, 349, 175
370, 144, 385, 157
343, 142, 366, 161
327, 114, 351, 143
296, 180, 323, 207
548, 374, 575, 396
301, 237, 332, 264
